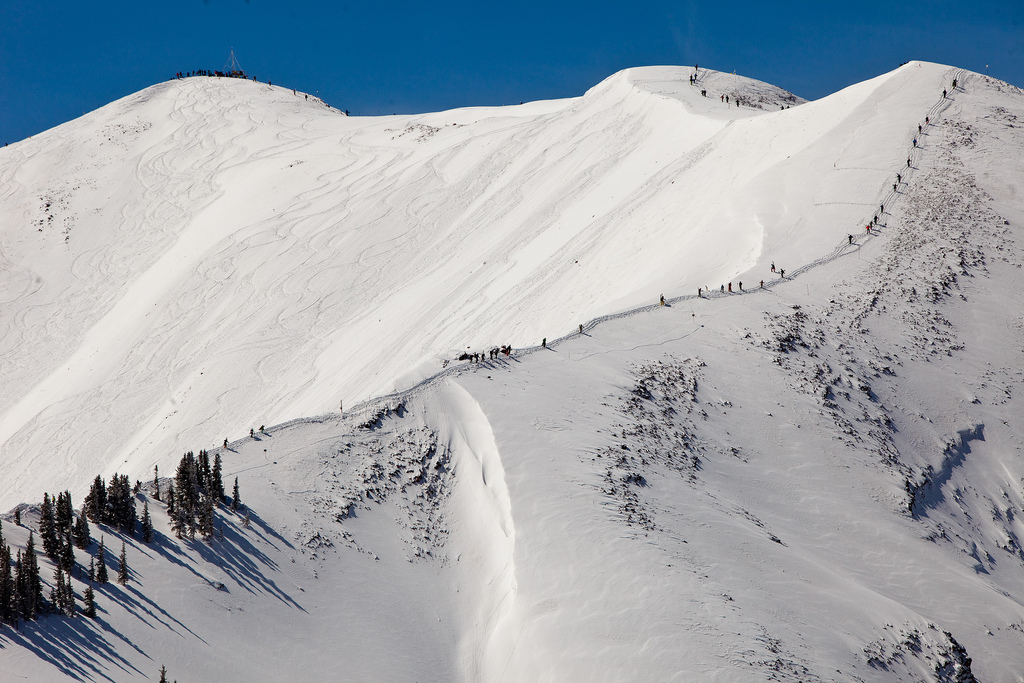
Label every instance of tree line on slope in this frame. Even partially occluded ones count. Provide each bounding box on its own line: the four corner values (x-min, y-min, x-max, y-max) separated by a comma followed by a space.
0, 450, 244, 628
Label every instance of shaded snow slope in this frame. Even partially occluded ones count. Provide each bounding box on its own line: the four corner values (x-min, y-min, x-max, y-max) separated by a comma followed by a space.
0, 62, 960, 508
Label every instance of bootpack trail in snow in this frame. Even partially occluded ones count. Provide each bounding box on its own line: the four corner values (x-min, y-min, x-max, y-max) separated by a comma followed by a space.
258, 67, 968, 442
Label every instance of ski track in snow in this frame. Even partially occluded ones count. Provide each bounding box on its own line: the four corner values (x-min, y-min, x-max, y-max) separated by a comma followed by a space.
260, 67, 970, 436
2, 62, 1024, 682
0, 63, 961, 508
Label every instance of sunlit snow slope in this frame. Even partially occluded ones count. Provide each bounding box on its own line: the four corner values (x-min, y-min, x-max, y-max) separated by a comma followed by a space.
0, 62, 954, 507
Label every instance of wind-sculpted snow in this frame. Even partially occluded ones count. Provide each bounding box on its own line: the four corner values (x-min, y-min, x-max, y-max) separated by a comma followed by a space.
3, 63, 1024, 682
0, 62, 960, 508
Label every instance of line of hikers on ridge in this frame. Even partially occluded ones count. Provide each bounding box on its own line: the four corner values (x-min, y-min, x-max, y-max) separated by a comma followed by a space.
460, 346, 512, 363
172, 70, 349, 115
689, 65, 794, 111
692, 265, 780, 300
692, 77, 955, 302
459, 74, 959, 362
174, 69, 248, 80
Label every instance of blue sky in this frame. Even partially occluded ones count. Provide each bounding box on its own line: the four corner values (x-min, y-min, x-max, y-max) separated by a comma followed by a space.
1, 1, 1021, 144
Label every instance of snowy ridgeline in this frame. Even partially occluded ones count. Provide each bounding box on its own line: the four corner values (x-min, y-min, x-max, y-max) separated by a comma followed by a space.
1, 65, 1024, 681
0, 60, 964, 510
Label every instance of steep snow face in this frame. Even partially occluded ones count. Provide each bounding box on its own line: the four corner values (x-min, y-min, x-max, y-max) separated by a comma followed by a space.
0, 62, 956, 509
2, 65, 1024, 683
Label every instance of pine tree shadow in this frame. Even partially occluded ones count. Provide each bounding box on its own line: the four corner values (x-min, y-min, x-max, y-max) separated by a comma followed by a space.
0, 613, 147, 682
98, 579, 206, 644
133, 506, 302, 609
186, 512, 305, 610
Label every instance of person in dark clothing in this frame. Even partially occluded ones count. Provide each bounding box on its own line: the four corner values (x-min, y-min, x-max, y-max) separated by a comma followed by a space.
848, 234, 854, 244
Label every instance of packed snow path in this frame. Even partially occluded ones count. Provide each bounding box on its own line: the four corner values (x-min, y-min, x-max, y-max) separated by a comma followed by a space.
271, 67, 970, 428
0, 62, 964, 506
2, 63, 1024, 683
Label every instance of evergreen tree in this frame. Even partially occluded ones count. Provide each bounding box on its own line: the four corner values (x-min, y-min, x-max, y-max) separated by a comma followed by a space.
153, 465, 161, 502
39, 493, 59, 560
170, 498, 187, 539
74, 511, 91, 550
123, 475, 138, 531
83, 583, 96, 618
0, 542, 12, 624
13, 550, 24, 619
166, 481, 176, 516
95, 537, 109, 584
199, 494, 215, 541
159, 665, 168, 683
231, 477, 241, 511
55, 491, 74, 540
212, 453, 225, 502
174, 452, 200, 537
107, 474, 137, 533
17, 532, 42, 619
117, 541, 129, 586
141, 500, 153, 543
25, 532, 42, 617
13, 508, 20, 526
88, 557, 95, 583
60, 534, 75, 573
84, 476, 107, 523
65, 570, 75, 617
199, 450, 212, 493
51, 567, 74, 616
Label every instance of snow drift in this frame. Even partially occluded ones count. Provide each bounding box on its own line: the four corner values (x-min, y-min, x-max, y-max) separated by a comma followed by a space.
0, 62, 953, 506
3, 61, 1024, 682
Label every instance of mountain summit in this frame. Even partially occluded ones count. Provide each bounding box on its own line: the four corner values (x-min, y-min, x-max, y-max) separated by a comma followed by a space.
0, 62, 959, 506
2, 62, 1024, 681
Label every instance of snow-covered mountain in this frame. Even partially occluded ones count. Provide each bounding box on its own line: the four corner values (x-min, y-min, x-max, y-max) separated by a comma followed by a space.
2, 62, 1024, 681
